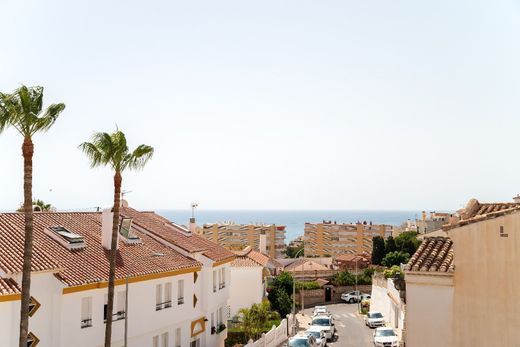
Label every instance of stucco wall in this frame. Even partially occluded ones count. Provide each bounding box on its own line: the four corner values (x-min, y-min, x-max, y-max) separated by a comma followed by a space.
448, 213, 520, 346
405, 274, 453, 347
229, 266, 263, 317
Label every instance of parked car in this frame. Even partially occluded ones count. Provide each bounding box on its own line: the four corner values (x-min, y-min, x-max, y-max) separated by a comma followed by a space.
287, 333, 318, 347
312, 306, 331, 317
360, 294, 371, 301
365, 311, 385, 328
373, 327, 399, 347
309, 315, 335, 341
341, 291, 368, 303
305, 327, 327, 347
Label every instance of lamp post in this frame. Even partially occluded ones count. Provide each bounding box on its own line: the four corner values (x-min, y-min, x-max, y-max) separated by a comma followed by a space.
292, 248, 305, 335
124, 252, 165, 347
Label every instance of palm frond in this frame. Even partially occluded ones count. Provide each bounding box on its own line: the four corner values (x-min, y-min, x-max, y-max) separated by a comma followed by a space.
79, 141, 106, 168
124, 144, 154, 171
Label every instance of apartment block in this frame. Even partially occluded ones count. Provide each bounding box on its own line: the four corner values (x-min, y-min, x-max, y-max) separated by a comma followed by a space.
304, 221, 393, 257
201, 223, 286, 258
0, 206, 234, 347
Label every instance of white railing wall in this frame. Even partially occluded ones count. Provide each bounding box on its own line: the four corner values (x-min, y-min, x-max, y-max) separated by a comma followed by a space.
244, 318, 288, 347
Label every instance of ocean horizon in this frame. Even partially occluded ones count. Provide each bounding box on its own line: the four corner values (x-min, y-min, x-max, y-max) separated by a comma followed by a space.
157, 209, 421, 242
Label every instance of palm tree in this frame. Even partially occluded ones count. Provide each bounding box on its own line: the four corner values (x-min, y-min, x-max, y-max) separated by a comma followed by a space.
16, 199, 54, 212
0, 85, 65, 347
79, 130, 153, 347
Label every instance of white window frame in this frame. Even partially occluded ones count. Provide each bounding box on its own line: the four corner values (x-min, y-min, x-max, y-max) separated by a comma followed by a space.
81, 297, 92, 328
164, 282, 172, 308
178, 280, 184, 305
156, 284, 163, 311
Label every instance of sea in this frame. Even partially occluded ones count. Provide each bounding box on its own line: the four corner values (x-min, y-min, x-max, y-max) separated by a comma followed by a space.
156, 210, 421, 242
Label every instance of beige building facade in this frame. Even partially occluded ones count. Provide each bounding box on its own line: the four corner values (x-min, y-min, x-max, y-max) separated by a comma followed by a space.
405, 198, 520, 347
304, 221, 392, 257
201, 223, 286, 258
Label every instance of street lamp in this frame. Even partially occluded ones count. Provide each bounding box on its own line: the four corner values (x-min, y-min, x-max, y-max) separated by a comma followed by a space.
124, 252, 165, 347
292, 248, 305, 335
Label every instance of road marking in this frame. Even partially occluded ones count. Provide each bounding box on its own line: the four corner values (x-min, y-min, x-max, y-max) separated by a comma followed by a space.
348, 313, 356, 318
342, 314, 349, 318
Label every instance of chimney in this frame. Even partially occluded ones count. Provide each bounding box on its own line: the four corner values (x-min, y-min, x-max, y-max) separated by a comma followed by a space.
259, 234, 267, 254
189, 217, 197, 234
102, 208, 119, 250
421, 211, 426, 222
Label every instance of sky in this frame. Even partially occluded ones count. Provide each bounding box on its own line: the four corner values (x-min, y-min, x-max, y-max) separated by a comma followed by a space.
1, 0, 520, 211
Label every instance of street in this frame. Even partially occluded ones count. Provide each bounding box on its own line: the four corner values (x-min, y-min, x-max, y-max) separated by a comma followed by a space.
297, 303, 374, 347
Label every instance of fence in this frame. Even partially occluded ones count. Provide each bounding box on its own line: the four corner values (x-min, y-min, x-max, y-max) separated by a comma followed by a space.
295, 285, 372, 307
243, 318, 288, 347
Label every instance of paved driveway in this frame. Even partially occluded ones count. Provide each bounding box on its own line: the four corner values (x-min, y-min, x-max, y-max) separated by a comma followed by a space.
299, 303, 373, 347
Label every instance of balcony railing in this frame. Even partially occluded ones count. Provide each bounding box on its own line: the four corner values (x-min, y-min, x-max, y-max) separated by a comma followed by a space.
213, 285, 217, 292
219, 283, 225, 289
216, 323, 226, 334
104, 311, 126, 323
81, 318, 92, 329
156, 300, 172, 311
178, 297, 184, 305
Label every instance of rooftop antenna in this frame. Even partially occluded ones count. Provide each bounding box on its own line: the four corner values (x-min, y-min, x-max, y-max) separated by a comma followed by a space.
122, 190, 132, 199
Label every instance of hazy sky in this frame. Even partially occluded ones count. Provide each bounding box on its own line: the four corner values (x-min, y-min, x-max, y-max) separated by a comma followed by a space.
1, 1, 520, 211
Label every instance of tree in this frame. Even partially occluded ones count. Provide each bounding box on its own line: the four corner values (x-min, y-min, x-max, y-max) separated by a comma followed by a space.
371, 236, 386, 265
238, 300, 280, 340
80, 130, 153, 347
395, 231, 421, 255
385, 236, 397, 254
270, 271, 293, 296
273, 289, 292, 317
333, 270, 355, 286
285, 244, 304, 258
16, 199, 53, 212
381, 251, 410, 267
0, 85, 65, 347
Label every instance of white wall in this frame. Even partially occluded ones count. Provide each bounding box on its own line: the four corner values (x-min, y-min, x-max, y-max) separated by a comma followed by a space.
405, 274, 453, 347
229, 266, 264, 318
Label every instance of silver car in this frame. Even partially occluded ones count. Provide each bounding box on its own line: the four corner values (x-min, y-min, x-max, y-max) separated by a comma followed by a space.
287, 334, 318, 347
365, 311, 385, 328
306, 327, 327, 347
309, 315, 335, 341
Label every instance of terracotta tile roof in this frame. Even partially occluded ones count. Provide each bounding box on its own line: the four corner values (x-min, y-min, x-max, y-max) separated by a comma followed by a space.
231, 256, 263, 268
285, 258, 329, 272
405, 237, 454, 273
334, 253, 370, 262
231, 246, 282, 269
120, 207, 234, 263
0, 212, 201, 288
444, 198, 520, 230
0, 277, 21, 296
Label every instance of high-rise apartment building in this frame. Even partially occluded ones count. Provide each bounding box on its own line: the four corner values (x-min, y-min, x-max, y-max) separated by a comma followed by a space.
201, 223, 286, 258
304, 221, 393, 257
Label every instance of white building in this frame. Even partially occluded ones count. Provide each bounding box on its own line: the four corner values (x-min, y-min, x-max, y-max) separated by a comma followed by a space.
0, 206, 235, 347
229, 247, 267, 318
370, 274, 405, 341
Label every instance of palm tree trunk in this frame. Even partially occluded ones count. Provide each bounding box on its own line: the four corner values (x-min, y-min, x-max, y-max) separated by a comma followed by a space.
104, 171, 122, 347
18, 137, 34, 347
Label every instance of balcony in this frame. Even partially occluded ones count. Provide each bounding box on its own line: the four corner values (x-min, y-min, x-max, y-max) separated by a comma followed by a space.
219, 283, 226, 290
104, 311, 125, 323
178, 297, 184, 305
156, 300, 172, 311
81, 318, 92, 329
216, 323, 226, 334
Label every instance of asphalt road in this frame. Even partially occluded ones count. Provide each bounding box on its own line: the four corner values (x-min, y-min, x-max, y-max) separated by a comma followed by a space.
300, 303, 374, 347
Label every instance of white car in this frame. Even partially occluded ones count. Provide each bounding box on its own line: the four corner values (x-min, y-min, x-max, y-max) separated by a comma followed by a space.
373, 327, 399, 347
305, 327, 327, 347
341, 291, 367, 303
365, 311, 385, 328
312, 306, 331, 317
309, 315, 335, 341
287, 333, 318, 347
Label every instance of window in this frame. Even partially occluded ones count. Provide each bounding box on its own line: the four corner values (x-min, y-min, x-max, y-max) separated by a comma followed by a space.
221, 268, 226, 288
178, 280, 184, 305
218, 269, 222, 289
175, 328, 181, 347
190, 339, 200, 347
156, 284, 163, 311
164, 282, 172, 308
153, 335, 159, 347
116, 291, 126, 320
81, 297, 93, 328
211, 312, 215, 334
161, 332, 169, 347
212, 270, 217, 292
